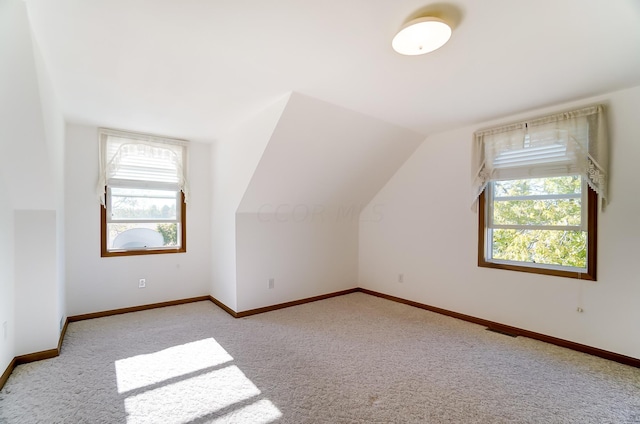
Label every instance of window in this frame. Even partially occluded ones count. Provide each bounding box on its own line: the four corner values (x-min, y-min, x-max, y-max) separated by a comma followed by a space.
472, 105, 608, 279
98, 129, 189, 257
478, 176, 597, 279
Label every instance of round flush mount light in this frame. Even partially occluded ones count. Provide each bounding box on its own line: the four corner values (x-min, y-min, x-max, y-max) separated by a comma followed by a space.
392, 17, 452, 55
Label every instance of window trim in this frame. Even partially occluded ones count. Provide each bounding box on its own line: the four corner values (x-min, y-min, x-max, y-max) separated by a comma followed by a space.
478, 185, 597, 280
101, 190, 187, 257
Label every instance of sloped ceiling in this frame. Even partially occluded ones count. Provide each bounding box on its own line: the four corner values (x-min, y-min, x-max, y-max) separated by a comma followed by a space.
237, 92, 424, 213
24, 0, 640, 141
0, 0, 55, 209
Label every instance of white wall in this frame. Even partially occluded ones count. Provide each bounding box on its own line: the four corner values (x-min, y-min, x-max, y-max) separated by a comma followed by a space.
65, 124, 212, 316
31, 21, 67, 338
0, 1, 54, 211
238, 93, 424, 212
14, 211, 59, 355
234, 93, 424, 311
210, 94, 291, 311
235, 209, 359, 311
0, 0, 64, 361
359, 85, 640, 359
0, 178, 15, 373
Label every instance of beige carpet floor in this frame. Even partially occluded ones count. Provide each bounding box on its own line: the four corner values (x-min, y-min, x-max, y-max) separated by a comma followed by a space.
1, 292, 639, 423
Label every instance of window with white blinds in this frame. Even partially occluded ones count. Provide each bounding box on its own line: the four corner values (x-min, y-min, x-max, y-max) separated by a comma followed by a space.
97, 128, 189, 256
105, 137, 184, 183
473, 105, 605, 280
472, 105, 608, 210
98, 129, 189, 203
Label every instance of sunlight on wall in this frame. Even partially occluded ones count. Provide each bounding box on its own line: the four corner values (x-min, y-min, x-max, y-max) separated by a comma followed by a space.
115, 338, 233, 393
115, 338, 282, 423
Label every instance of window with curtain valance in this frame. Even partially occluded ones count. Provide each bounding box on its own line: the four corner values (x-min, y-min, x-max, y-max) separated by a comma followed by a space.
97, 129, 189, 205
473, 105, 607, 280
97, 128, 189, 257
472, 104, 608, 210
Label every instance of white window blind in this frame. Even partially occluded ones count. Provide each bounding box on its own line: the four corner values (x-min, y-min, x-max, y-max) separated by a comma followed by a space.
97, 129, 189, 205
472, 105, 608, 210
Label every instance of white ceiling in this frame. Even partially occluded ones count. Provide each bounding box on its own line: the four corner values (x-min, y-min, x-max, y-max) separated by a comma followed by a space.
25, 0, 640, 141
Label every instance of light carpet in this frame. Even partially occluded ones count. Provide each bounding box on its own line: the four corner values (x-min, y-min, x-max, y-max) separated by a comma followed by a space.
1, 293, 639, 423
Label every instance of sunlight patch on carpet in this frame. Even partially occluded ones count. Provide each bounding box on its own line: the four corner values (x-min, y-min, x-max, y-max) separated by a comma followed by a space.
123, 365, 274, 423
211, 399, 283, 423
116, 338, 282, 423
115, 338, 233, 393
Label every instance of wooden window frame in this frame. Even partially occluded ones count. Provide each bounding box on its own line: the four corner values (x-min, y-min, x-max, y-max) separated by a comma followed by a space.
101, 191, 186, 257
478, 185, 597, 280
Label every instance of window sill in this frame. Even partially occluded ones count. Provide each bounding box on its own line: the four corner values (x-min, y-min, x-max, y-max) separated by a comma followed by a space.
478, 258, 595, 280
101, 247, 186, 258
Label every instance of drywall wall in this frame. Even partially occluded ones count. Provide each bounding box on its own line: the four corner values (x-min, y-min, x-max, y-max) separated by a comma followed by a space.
210, 94, 291, 311
0, 178, 15, 375
14, 211, 59, 355
0, 0, 54, 211
235, 209, 358, 311
235, 93, 424, 311
65, 124, 212, 316
31, 19, 67, 342
238, 93, 424, 213
0, 0, 65, 359
359, 85, 640, 359
0, 0, 18, 375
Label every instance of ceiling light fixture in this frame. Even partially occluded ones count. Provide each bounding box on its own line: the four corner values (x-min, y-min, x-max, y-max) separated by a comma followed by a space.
392, 17, 452, 56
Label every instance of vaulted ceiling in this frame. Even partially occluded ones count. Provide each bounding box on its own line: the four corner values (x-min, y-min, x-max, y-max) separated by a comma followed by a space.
25, 0, 640, 141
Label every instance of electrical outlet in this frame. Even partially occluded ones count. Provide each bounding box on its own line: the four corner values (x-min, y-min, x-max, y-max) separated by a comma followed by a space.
398, 273, 404, 283
268, 278, 275, 289
139, 278, 146, 288
576, 307, 584, 313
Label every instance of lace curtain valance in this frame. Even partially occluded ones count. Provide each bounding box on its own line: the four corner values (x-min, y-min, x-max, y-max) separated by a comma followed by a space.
472, 104, 608, 210
97, 129, 189, 205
